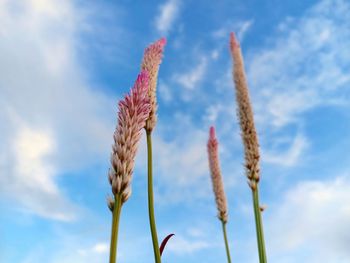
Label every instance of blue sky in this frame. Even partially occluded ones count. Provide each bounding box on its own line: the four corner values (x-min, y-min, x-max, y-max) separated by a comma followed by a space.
1, 0, 350, 262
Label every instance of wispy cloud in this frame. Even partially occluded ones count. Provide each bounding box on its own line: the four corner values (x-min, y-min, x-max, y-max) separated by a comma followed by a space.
249, 0, 350, 129
209, 20, 253, 63
50, 241, 109, 263
0, 0, 115, 220
10, 125, 77, 221
154, 0, 181, 35
173, 56, 207, 90
167, 235, 211, 254
137, 114, 210, 204
78, 242, 109, 255
266, 175, 350, 262
262, 134, 308, 167
212, 20, 254, 42
243, 0, 350, 168
158, 80, 173, 102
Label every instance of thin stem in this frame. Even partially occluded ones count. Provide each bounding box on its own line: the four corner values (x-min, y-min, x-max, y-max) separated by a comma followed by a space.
146, 130, 161, 263
109, 194, 123, 263
221, 220, 232, 263
252, 185, 267, 263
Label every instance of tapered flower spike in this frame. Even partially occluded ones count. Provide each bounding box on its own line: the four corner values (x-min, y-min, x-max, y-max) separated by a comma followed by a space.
108, 71, 151, 263
207, 126, 228, 223
207, 126, 232, 263
229, 32, 260, 188
230, 32, 267, 263
108, 71, 151, 203
141, 38, 166, 132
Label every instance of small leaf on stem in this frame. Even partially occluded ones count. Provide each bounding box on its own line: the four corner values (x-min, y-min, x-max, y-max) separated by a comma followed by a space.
159, 233, 175, 256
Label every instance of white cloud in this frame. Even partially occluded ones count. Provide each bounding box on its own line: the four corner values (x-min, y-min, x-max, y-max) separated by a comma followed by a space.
15, 128, 56, 192
238, 0, 350, 169
203, 103, 236, 125
9, 125, 77, 221
205, 104, 224, 123
18, 228, 111, 263
88, 242, 109, 254
153, 129, 210, 204
262, 134, 308, 166
236, 20, 254, 40
167, 235, 211, 254
248, 0, 350, 129
174, 56, 207, 90
159, 80, 173, 102
212, 20, 254, 42
51, 241, 109, 263
266, 175, 350, 262
0, 0, 115, 220
155, 0, 180, 35
137, 114, 211, 204
259, 89, 320, 127
211, 49, 220, 60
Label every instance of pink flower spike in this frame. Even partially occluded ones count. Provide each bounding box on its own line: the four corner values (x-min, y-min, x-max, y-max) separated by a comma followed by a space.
209, 126, 216, 140
208, 126, 218, 149
159, 37, 167, 47
207, 126, 228, 223
230, 32, 240, 50
109, 71, 151, 203
141, 37, 167, 131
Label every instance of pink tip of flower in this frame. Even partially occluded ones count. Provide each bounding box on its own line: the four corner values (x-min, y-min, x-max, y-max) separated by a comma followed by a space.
230, 32, 240, 49
130, 70, 149, 99
159, 37, 167, 47
209, 126, 216, 140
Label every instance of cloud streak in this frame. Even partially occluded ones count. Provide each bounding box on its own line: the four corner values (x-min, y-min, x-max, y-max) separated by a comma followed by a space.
155, 0, 180, 35
262, 134, 308, 167
0, 0, 115, 220
173, 56, 207, 90
249, 0, 350, 129
266, 175, 350, 262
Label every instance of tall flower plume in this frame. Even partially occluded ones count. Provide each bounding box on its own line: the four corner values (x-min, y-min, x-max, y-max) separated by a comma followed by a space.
230, 32, 267, 262
207, 126, 228, 223
108, 71, 151, 203
230, 32, 260, 191
141, 38, 166, 132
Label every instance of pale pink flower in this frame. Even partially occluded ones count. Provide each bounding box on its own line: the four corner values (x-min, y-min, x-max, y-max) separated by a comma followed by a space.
141, 38, 166, 131
108, 71, 151, 203
230, 32, 260, 190
207, 126, 228, 223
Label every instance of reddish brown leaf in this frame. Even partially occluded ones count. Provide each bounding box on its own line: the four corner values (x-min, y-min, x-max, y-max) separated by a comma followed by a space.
159, 233, 175, 256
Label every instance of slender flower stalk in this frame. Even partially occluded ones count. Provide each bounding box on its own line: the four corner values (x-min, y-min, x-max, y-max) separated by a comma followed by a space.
141, 38, 166, 263
229, 32, 267, 263
207, 126, 232, 263
108, 71, 151, 263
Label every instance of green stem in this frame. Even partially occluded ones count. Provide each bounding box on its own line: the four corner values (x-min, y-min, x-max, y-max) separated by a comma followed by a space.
146, 130, 161, 263
109, 194, 123, 263
252, 185, 267, 263
221, 220, 232, 263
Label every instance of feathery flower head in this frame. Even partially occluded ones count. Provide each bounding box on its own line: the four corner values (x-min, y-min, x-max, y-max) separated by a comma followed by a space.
108, 71, 151, 203
141, 37, 166, 131
229, 32, 260, 190
207, 126, 228, 223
